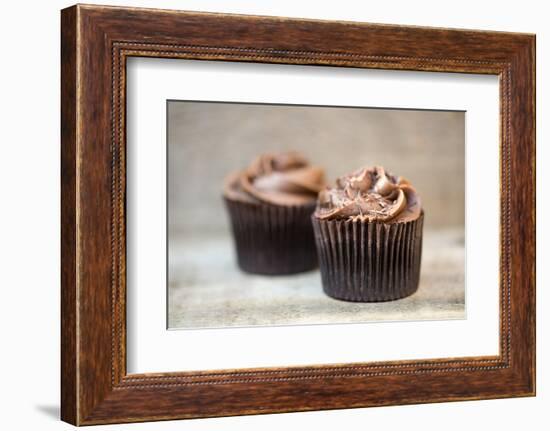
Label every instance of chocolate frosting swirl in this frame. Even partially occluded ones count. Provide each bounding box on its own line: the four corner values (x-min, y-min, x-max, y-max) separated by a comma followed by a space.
224, 152, 325, 206
315, 166, 421, 222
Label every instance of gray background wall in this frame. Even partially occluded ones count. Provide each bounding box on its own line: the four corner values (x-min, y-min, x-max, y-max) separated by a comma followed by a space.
168, 101, 465, 235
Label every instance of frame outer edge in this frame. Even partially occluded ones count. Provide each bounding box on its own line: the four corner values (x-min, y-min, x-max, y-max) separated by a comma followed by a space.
531, 34, 536, 396
527, 35, 536, 395
61, 5, 79, 426
521, 35, 537, 396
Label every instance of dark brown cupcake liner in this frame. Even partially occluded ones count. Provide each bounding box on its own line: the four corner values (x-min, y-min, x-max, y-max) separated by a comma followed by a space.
312, 212, 424, 302
224, 197, 318, 275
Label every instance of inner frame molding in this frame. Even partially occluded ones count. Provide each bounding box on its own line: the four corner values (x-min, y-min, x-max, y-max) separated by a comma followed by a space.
61, 4, 535, 425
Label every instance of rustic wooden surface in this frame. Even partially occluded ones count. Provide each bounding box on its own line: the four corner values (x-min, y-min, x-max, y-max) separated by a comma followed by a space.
61, 4, 535, 425
169, 229, 465, 329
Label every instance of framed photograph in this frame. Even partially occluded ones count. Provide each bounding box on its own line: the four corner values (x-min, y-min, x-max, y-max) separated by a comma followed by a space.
61, 4, 535, 425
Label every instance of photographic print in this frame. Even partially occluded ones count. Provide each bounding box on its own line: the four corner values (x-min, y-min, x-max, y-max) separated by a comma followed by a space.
167, 101, 465, 329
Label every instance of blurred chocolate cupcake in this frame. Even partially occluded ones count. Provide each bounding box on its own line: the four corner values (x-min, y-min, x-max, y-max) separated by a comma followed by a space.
223, 152, 325, 275
312, 166, 423, 302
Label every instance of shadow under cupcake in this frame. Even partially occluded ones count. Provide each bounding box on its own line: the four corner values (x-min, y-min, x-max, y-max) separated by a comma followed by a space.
312, 166, 424, 302
223, 152, 325, 275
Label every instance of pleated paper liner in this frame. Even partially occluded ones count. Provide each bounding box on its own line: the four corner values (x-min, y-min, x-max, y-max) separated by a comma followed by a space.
312, 212, 424, 302
224, 197, 318, 275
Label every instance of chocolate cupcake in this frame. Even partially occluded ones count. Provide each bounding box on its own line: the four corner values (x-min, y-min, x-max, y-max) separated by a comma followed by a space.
312, 166, 423, 302
223, 152, 325, 275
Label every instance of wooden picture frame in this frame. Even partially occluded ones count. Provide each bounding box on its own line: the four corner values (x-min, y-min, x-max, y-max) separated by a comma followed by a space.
61, 4, 535, 425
